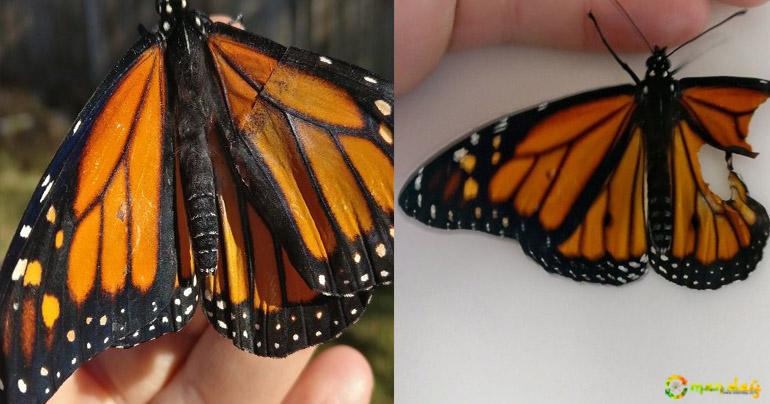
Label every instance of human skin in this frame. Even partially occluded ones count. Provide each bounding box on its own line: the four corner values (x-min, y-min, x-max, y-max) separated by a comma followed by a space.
396, 0, 769, 95
49, 310, 373, 404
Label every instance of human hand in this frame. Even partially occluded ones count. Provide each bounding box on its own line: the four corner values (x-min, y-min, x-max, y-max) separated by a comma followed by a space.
48, 310, 373, 403
396, 0, 768, 95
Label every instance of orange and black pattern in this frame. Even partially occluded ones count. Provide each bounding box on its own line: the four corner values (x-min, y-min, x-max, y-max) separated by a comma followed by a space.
0, 38, 185, 402
400, 60, 769, 290
0, 1, 392, 402
207, 24, 393, 298
650, 118, 769, 288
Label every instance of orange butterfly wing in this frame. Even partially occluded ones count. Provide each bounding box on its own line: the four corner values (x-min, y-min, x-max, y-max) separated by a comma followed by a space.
400, 86, 649, 284
680, 78, 770, 156
646, 77, 770, 288
207, 24, 393, 298
200, 130, 370, 356
0, 39, 194, 401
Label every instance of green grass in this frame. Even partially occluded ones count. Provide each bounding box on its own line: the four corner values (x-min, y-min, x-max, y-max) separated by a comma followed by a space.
0, 89, 393, 403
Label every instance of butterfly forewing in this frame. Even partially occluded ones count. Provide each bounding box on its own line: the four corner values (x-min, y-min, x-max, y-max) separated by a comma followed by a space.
207, 23, 394, 298
0, 39, 182, 401
679, 77, 770, 157
400, 86, 652, 283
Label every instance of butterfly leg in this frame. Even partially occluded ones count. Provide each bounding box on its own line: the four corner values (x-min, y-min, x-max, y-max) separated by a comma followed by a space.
177, 114, 220, 274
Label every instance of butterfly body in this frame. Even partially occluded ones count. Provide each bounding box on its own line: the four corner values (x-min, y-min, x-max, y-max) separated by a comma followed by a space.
639, 48, 679, 251
1, 0, 393, 401
400, 35, 769, 291
164, 6, 223, 274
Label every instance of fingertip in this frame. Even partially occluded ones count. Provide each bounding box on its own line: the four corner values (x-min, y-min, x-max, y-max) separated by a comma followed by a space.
284, 345, 373, 404
395, 0, 456, 95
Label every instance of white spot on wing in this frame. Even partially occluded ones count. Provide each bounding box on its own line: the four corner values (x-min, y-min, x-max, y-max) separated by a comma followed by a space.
453, 147, 468, 162
73, 120, 82, 133
19, 225, 32, 239
375, 243, 387, 257
364, 76, 377, 84
493, 118, 508, 133
40, 181, 53, 202
319, 56, 332, 64
375, 99, 392, 116
11, 259, 27, 281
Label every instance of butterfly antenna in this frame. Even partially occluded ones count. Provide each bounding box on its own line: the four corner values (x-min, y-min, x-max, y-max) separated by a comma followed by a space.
671, 38, 727, 74
612, 0, 653, 52
667, 9, 746, 57
588, 11, 641, 84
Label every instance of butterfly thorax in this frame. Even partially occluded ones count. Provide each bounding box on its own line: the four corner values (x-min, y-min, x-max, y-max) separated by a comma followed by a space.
640, 48, 678, 254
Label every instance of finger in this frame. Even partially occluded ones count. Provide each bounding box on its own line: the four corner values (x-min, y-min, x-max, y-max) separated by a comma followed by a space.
395, 0, 457, 95
210, 14, 245, 29
283, 345, 373, 404
450, 0, 711, 51
151, 328, 314, 403
717, 0, 767, 6
50, 309, 209, 403
395, 0, 713, 95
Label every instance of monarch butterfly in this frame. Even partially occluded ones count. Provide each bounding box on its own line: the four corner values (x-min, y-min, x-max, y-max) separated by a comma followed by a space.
399, 9, 769, 290
0, 0, 393, 401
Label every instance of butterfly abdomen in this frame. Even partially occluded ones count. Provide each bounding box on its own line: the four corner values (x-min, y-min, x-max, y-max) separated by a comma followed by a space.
643, 78, 677, 252
168, 19, 221, 275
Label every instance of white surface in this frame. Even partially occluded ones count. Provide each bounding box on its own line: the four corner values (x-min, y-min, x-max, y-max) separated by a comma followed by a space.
395, 5, 770, 404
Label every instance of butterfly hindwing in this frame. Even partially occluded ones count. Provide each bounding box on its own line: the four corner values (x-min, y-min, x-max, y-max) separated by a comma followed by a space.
523, 126, 649, 284
200, 129, 370, 357
0, 37, 183, 401
207, 22, 394, 298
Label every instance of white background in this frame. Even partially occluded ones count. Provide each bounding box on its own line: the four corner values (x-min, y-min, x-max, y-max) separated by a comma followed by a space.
395, 4, 770, 403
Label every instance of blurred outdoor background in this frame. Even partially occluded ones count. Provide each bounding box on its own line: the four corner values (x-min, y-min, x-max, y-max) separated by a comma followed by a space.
0, 1, 393, 402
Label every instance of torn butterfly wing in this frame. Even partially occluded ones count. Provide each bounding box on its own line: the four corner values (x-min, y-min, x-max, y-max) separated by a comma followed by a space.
647, 78, 770, 289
